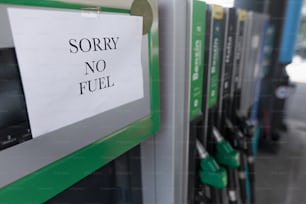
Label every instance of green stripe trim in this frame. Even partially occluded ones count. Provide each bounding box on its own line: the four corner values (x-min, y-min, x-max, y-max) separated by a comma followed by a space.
0, 117, 154, 203
208, 9, 224, 108
0, 0, 129, 13
189, 0, 206, 120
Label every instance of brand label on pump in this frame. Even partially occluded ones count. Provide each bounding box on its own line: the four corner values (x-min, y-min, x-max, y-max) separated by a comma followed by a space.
208, 7, 224, 108
8, 8, 144, 138
189, 0, 206, 120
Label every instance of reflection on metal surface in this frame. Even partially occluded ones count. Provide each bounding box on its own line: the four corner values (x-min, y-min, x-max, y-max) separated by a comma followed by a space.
130, 0, 153, 35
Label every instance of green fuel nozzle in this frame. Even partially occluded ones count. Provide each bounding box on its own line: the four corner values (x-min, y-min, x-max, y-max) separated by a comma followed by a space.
212, 127, 240, 168
196, 140, 227, 189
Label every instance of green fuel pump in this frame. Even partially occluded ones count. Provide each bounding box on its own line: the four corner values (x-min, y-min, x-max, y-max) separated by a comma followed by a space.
196, 140, 227, 189
212, 127, 240, 204
212, 127, 240, 168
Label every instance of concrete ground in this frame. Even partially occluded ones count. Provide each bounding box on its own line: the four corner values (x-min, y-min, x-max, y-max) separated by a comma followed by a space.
255, 56, 306, 204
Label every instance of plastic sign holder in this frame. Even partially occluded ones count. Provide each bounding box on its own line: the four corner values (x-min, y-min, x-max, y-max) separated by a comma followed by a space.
0, 0, 159, 203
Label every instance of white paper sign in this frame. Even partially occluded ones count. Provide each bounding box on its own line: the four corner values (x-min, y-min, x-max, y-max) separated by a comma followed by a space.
8, 8, 144, 138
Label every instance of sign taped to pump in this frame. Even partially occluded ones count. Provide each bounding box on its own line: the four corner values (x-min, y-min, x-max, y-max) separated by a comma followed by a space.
8, 8, 144, 138
0, 0, 159, 198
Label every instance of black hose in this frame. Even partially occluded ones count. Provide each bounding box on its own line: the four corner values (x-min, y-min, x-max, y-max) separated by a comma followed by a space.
227, 167, 239, 204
